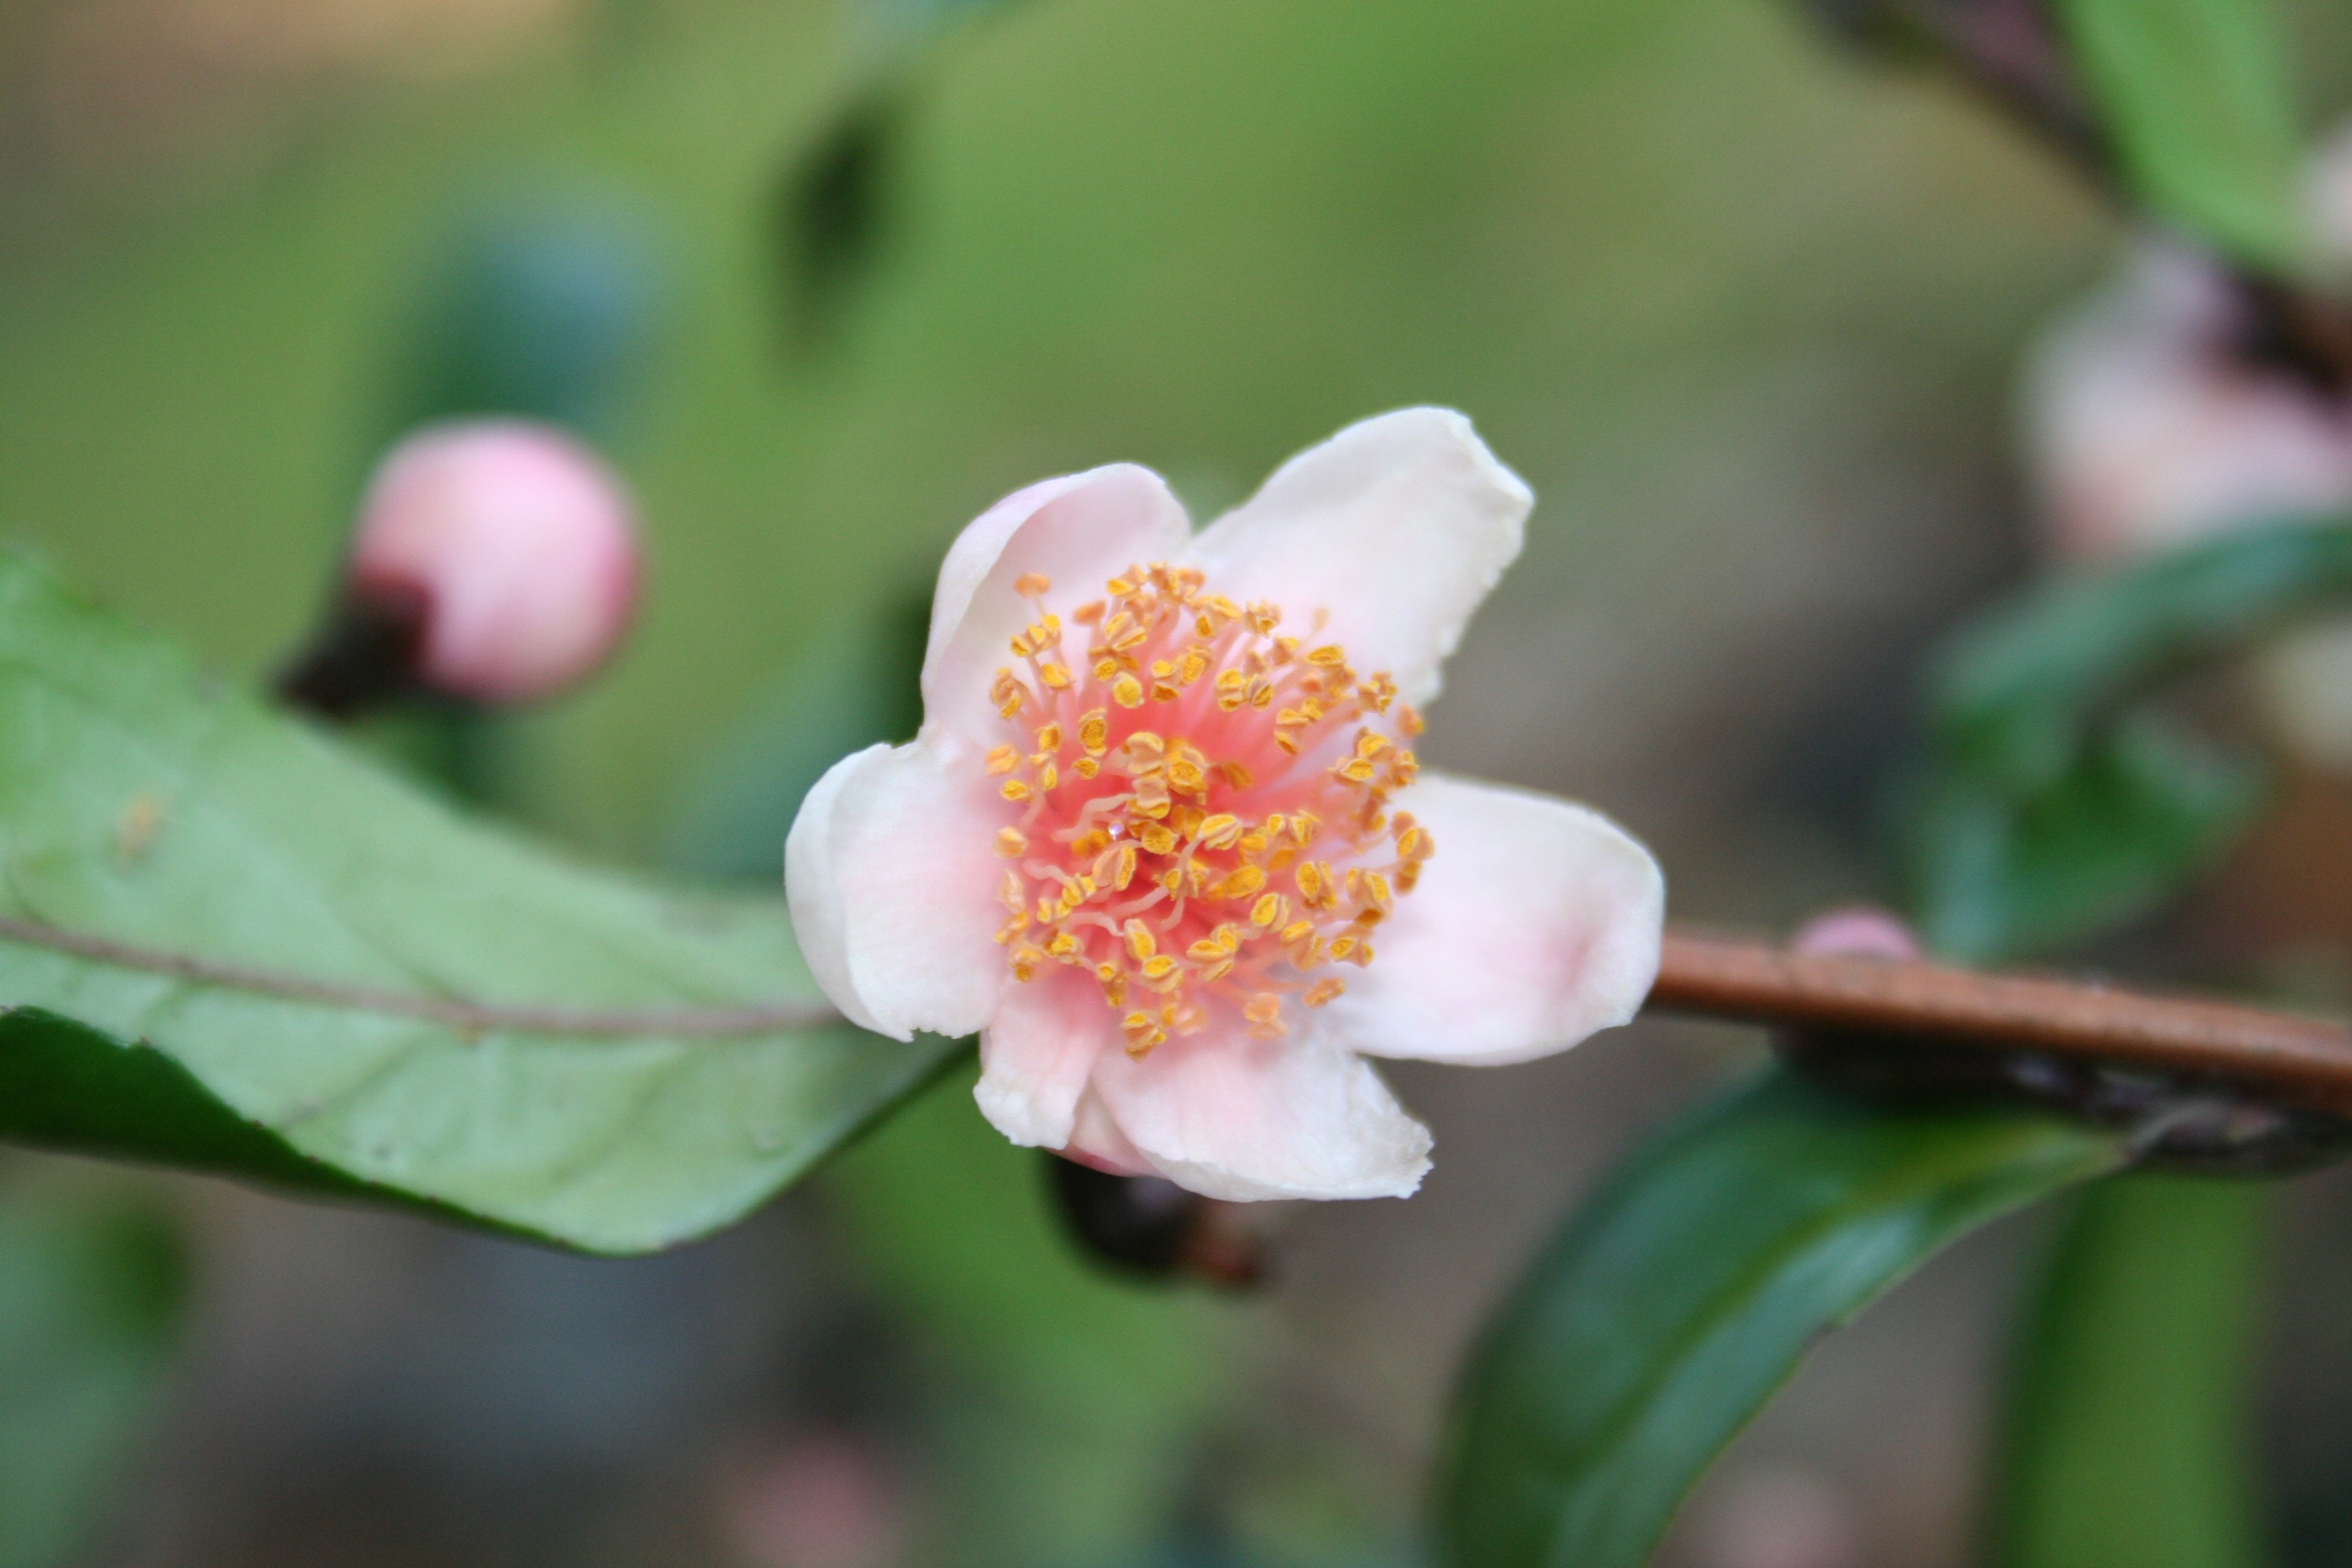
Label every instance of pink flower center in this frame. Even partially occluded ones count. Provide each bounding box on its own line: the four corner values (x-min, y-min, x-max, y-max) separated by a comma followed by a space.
985, 563, 1433, 1056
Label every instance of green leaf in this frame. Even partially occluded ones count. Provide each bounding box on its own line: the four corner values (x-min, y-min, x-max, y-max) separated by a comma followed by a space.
1991, 1175, 2270, 1568
0, 1190, 185, 1568
2055, 0, 2308, 273
0, 551, 949, 1254
1906, 520, 2352, 960
1437, 1071, 2126, 1568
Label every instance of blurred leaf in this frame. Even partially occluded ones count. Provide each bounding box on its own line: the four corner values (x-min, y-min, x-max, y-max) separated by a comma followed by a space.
0, 551, 948, 1254
664, 587, 930, 879
826, 1064, 1245, 1568
1906, 519, 2352, 960
1437, 1071, 2125, 1568
1991, 1175, 2268, 1568
2055, 0, 2307, 272
0, 1192, 185, 1568
385, 191, 668, 442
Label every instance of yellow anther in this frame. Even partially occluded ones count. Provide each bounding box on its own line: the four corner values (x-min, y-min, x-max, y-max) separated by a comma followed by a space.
1122, 1013, 1165, 1058
1001, 779, 1032, 802
1304, 977, 1346, 1008
1290, 812, 1320, 845
1243, 992, 1286, 1040
1344, 941, 1374, 967
1389, 751, 1420, 787
994, 916, 1028, 945
1167, 757, 1205, 795
1278, 920, 1316, 946
1036, 896, 1058, 923
1355, 730, 1389, 759
1124, 919, 1158, 962
1197, 814, 1243, 849
1078, 709, 1109, 754
1335, 757, 1377, 783
1038, 762, 1060, 791
1010, 945, 1046, 981
1307, 644, 1347, 667
1364, 871, 1393, 909
1141, 955, 1180, 985
1394, 826, 1424, 860
995, 827, 1028, 858
1034, 723, 1062, 753
1328, 934, 1357, 963
1398, 704, 1425, 737
1046, 931, 1081, 958
1075, 757, 1100, 779
1039, 663, 1073, 689
1150, 659, 1175, 679
1113, 843, 1139, 888
985, 745, 1019, 774
1130, 779, 1171, 819
1094, 656, 1121, 681
1250, 892, 1288, 928
1014, 572, 1053, 598
1126, 731, 1166, 757
1179, 649, 1210, 684
1009, 631, 1035, 658
1218, 864, 1267, 900
1112, 672, 1145, 708
1137, 820, 1177, 854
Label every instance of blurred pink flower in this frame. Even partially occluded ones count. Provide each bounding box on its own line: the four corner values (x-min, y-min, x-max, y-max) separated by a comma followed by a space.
786, 408, 1664, 1201
350, 419, 640, 705
2023, 125, 2352, 767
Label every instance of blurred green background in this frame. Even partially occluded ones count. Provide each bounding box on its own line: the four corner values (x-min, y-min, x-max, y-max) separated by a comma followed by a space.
9, 0, 2352, 1563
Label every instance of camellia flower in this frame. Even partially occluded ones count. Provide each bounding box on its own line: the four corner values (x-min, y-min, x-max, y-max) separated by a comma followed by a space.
785, 409, 1664, 1200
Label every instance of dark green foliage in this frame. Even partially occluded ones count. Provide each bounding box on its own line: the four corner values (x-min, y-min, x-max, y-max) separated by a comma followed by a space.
1906, 520, 2352, 960
1438, 1071, 2125, 1568
1991, 1176, 2270, 1568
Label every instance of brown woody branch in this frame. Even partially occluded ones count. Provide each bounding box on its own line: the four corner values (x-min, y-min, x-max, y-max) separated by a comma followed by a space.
1648, 927, 2352, 1115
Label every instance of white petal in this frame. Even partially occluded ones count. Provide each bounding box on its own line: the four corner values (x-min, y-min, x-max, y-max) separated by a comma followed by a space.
1086, 1024, 1433, 1201
975, 970, 1114, 1149
1329, 772, 1663, 1066
921, 465, 1192, 746
1180, 408, 1532, 706
783, 739, 1008, 1041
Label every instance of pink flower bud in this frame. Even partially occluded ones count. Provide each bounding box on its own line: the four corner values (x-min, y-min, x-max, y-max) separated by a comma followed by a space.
1791, 906, 1920, 961
348, 420, 640, 705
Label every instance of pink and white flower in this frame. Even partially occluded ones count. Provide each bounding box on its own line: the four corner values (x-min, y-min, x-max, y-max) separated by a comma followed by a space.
785, 409, 1664, 1200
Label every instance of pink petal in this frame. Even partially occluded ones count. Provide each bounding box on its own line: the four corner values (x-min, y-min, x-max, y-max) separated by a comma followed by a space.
783, 739, 1008, 1041
974, 969, 1114, 1149
1179, 408, 1531, 707
1085, 1024, 1433, 1201
921, 466, 1192, 748
1328, 772, 1663, 1066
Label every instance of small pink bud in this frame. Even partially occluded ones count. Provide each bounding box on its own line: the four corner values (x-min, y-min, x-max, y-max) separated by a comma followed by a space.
1791, 906, 1920, 961
348, 420, 640, 706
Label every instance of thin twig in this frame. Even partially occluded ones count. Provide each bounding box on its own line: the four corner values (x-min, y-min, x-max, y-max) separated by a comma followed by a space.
0, 915, 840, 1038
1650, 928, 2352, 1115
